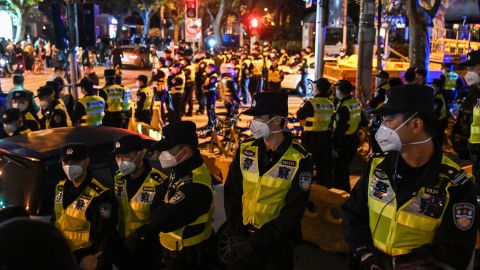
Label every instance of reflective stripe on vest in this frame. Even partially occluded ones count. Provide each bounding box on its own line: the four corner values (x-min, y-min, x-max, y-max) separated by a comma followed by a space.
268, 69, 282, 83
19, 128, 31, 135
139, 87, 154, 110
184, 65, 195, 83
337, 98, 362, 135
46, 99, 72, 129
367, 156, 460, 256
115, 168, 167, 238
240, 140, 306, 229
435, 93, 447, 120
54, 179, 108, 250
24, 111, 40, 130
252, 59, 264, 76
304, 97, 334, 132
79, 95, 105, 126
170, 73, 186, 95
204, 74, 218, 92
160, 164, 213, 251
122, 88, 131, 111
444, 72, 459, 91
102, 85, 124, 112
470, 100, 480, 143
157, 67, 170, 89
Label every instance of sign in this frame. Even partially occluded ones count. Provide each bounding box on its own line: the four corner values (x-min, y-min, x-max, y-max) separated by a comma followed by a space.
185, 18, 202, 42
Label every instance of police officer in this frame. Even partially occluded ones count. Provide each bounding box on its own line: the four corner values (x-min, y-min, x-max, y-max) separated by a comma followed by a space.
465, 50, 480, 184
113, 135, 168, 269
195, 52, 214, 115
369, 71, 391, 154
116, 74, 131, 129
53, 143, 117, 270
432, 79, 448, 145
441, 63, 463, 108
221, 67, 240, 118
0, 108, 32, 138
333, 80, 361, 192
135, 74, 154, 125
167, 62, 185, 122
71, 78, 105, 127
250, 50, 265, 96
239, 53, 252, 104
267, 58, 284, 92
224, 92, 312, 269
203, 63, 219, 128
181, 59, 195, 117
342, 85, 478, 270
296, 78, 334, 185
11, 90, 40, 131
150, 121, 214, 269
100, 69, 126, 128
38, 85, 72, 129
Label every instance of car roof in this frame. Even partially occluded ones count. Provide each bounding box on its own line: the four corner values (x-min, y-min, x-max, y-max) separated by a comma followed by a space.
0, 127, 154, 161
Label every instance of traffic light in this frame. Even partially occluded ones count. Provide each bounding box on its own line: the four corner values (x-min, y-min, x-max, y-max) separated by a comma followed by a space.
250, 18, 258, 28
185, 0, 196, 18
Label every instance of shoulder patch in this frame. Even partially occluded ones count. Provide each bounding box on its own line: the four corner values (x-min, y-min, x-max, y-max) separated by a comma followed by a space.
168, 191, 185, 204
453, 203, 475, 230
99, 203, 112, 219
299, 172, 312, 191
440, 164, 470, 185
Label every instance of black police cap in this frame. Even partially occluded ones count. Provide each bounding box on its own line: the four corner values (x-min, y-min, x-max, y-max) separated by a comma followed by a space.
375, 70, 389, 79
114, 135, 145, 155
152, 121, 198, 151
461, 50, 480, 67
104, 69, 115, 78
243, 92, 288, 117
12, 91, 29, 100
1, 108, 21, 123
315, 78, 331, 92
136, 75, 148, 85
374, 84, 434, 115
80, 78, 94, 92
37, 85, 54, 98
61, 143, 89, 162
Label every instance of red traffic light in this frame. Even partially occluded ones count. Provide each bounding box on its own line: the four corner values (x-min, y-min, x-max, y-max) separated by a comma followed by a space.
251, 18, 258, 28
185, 0, 196, 18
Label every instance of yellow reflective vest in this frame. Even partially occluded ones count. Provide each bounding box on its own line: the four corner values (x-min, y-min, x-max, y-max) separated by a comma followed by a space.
240, 139, 307, 229
102, 84, 124, 112
184, 65, 195, 83
138, 86, 154, 111
337, 98, 362, 135
160, 164, 213, 251
115, 168, 167, 239
268, 68, 283, 83
24, 111, 40, 130
444, 72, 459, 91
54, 178, 109, 250
304, 97, 334, 132
470, 100, 480, 143
435, 93, 447, 121
78, 95, 105, 126
367, 155, 467, 256
170, 73, 186, 95
46, 99, 72, 129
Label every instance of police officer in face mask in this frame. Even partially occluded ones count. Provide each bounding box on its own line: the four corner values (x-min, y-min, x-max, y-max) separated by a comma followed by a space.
224, 92, 313, 270
53, 143, 118, 270
113, 135, 168, 270
11, 90, 40, 131
37, 85, 72, 129
342, 85, 479, 270
0, 108, 32, 138
150, 121, 214, 270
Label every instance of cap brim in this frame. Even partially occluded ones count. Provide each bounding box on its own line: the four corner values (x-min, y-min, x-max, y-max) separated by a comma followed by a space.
372, 106, 404, 116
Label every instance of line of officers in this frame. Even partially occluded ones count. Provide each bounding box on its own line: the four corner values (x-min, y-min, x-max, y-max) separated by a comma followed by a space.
49, 92, 313, 270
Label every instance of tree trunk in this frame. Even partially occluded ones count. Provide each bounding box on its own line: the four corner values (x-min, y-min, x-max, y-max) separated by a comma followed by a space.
13, 5, 22, 42
173, 19, 180, 44
143, 11, 151, 41
356, 0, 376, 105
212, 0, 226, 46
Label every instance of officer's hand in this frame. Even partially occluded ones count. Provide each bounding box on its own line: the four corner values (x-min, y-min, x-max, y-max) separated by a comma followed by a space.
79, 252, 102, 270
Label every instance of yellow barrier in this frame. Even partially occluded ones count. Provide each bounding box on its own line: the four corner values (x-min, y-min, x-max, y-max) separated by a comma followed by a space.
200, 151, 232, 182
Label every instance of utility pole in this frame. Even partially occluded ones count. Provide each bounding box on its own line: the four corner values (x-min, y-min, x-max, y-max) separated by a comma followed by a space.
376, 0, 382, 71
356, 0, 375, 105
314, 0, 327, 80
66, 0, 79, 100
342, 0, 348, 53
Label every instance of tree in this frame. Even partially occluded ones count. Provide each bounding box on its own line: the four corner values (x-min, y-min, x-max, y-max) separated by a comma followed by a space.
5, 0, 39, 42
132, 0, 162, 40
162, 0, 185, 44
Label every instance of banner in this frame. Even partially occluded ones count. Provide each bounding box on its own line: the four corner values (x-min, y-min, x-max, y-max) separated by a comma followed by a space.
185, 18, 202, 42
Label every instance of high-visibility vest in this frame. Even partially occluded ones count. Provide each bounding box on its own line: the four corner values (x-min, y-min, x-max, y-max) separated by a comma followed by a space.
169, 73, 186, 95
157, 67, 169, 90
122, 88, 131, 111
139, 87, 154, 110
203, 73, 218, 92
240, 140, 307, 229
367, 155, 467, 256
115, 168, 167, 239
54, 178, 109, 250
160, 164, 213, 251
304, 97, 334, 132
78, 95, 105, 126
435, 93, 447, 120
46, 99, 72, 129
268, 68, 283, 83
184, 65, 195, 83
102, 84, 124, 112
470, 99, 480, 143
336, 98, 362, 135
252, 58, 264, 76
444, 72, 459, 91
24, 111, 40, 130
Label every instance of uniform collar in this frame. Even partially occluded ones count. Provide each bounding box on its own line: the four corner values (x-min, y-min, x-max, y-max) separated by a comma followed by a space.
252, 131, 292, 154
339, 95, 353, 103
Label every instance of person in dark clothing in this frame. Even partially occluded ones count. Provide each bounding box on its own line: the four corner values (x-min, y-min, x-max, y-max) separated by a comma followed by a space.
342, 84, 478, 270
47, 80, 75, 118
38, 85, 72, 129
10, 90, 40, 131
296, 78, 334, 185
167, 63, 185, 123
71, 78, 105, 127
113, 135, 168, 270
52, 143, 118, 270
150, 121, 214, 270
181, 59, 195, 117
368, 71, 391, 154
432, 79, 448, 146
333, 80, 361, 192
203, 64, 218, 128
100, 69, 126, 128
0, 108, 33, 138
135, 75, 154, 124
111, 45, 123, 72
224, 92, 312, 270
83, 63, 100, 86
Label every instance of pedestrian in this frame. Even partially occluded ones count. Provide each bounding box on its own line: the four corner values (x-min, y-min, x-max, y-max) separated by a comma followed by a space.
37, 85, 72, 129
53, 143, 118, 270
135, 74, 154, 125
221, 67, 240, 118
11, 91, 40, 131
151, 121, 215, 270
6, 74, 39, 113
111, 44, 123, 73
99, 69, 126, 128
342, 84, 478, 270
203, 63, 219, 128
432, 78, 448, 146
0, 108, 32, 138
333, 80, 362, 192
113, 135, 167, 270
83, 63, 99, 86
296, 78, 334, 185
72, 78, 105, 127
224, 92, 312, 270
167, 62, 185, 122
181, 59, 195, 117
195, 52, 214, 115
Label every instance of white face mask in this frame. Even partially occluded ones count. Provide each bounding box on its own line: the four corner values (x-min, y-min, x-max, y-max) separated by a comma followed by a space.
117, 160, 136, 176
63, 164, 84, 181
3, 123, 17, 135
249, 116, 283, 139
159, 147, 187, 169
465, 71, 480, 86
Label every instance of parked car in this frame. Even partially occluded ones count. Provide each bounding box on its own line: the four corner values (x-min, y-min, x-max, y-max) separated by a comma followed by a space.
120, 45, 150, 69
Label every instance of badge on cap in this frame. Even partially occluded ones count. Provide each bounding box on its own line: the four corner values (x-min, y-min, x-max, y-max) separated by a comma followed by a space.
384, 94, 388, 105
468, 54, 471, 61
66, 148, 73, 155
453, 203, 475, 230
116, 141, 121, 148
252, 100, 256, 108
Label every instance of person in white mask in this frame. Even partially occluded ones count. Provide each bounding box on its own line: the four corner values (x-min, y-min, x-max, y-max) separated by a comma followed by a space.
53, 143, 117, 270
149, 121, 214, 269
342, 84, 478, 270
112, 134, 168, 270
0, 108, 32, 138
224, 92, 313, 269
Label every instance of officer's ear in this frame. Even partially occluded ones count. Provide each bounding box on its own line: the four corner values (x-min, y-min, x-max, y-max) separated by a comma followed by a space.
83, 157, 90, 169
409, 117, 424, 135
